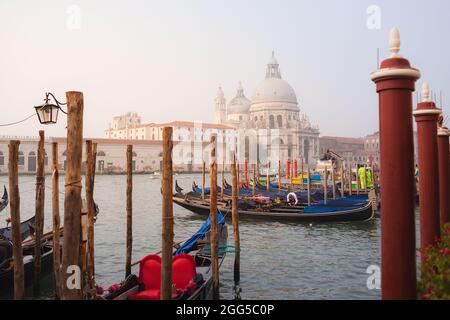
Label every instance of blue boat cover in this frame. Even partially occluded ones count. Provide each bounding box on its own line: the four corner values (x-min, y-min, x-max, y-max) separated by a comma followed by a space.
193, 186, 210, 195
302, 205, 361, 214
174, 212, 225, 255
316, 198, 368, 207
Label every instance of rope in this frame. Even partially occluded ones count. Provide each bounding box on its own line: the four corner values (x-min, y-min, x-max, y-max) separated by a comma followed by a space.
65, 180, 82, 189
0, 114, 36, 127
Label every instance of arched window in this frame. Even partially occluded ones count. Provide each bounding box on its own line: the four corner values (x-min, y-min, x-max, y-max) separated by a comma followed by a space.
28, 151, 36, 172
276, 115, 283, 128
44, 152, 48, 166
132, 152, 137, 157
0, 151, 4, 166
269, 115, 275, 128
62, 150, 67, 157
18, 151, 25, 166
97, 151, 106, 157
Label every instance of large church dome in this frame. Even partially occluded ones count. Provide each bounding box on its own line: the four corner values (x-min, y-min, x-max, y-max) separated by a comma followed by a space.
250, 52, 298, 108
228, 82, 251, 114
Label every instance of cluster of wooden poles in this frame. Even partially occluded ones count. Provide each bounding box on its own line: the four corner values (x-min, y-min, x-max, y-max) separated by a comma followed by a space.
6, 92, 241, 300
176, 132, 241, 299
7, 93, 97, 300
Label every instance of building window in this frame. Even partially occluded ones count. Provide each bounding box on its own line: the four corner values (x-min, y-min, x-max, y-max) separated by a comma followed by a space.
277, 115, 282, 127
97, 151, 106, 157
269, 115, 275, 128
239, 116, 243, 121
18, 151, 25, 166
0, 151, 4, 166
28, 151, 36, 172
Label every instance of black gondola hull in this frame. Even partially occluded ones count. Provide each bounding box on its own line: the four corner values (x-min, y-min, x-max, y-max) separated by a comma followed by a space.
173, 197, 374, 223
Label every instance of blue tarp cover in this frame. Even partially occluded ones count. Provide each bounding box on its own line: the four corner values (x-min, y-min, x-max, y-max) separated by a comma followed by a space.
174, 212, 225, 255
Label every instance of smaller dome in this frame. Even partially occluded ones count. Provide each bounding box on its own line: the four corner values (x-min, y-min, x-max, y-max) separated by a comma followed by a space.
227, 82, 251, 114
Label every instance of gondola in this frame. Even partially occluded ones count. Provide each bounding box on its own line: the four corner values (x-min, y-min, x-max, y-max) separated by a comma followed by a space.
0, 229, 61, 296
0, 216, 36, 242
100, 213, 228, 300
0, 186, 8, 213
173, 196, 374, 223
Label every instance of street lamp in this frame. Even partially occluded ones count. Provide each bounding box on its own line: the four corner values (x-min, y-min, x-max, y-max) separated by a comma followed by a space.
34, 92, 67, 124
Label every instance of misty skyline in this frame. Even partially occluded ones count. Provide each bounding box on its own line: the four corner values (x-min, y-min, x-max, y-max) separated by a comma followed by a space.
1, 0, 449, 139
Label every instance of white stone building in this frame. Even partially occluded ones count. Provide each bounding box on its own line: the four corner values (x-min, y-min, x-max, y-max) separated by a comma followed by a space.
0, 136, 215, 175
215, 52, 320, 165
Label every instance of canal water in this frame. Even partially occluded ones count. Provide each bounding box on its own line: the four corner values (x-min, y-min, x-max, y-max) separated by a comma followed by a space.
0, 173, 392, 300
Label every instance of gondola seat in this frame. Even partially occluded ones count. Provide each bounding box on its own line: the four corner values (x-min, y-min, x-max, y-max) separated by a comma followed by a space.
128, 254, 197, 300
128, 254, 161, 300
172, 254, 197, 294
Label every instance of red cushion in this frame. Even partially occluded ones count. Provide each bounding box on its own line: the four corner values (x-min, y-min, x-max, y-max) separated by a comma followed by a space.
128, 289, 160, 300
172, 254, 196, 292
138, 255, 161, 290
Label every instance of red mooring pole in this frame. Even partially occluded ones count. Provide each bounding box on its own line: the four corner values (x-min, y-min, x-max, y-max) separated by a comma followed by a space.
293, 159, 298, 178
371, 28, 421, 300
286, 160, 291, 179
414, 83, 441, 251
437, 125, 450, 225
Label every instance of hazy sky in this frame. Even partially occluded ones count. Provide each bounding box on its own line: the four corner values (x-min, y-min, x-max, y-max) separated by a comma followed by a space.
0, 0, 449, 138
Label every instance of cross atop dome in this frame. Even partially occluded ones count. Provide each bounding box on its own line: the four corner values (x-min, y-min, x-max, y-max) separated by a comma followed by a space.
266, 51, 281, 79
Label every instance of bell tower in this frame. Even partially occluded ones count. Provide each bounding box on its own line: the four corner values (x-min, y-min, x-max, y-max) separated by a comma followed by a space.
215, 86, 226, 124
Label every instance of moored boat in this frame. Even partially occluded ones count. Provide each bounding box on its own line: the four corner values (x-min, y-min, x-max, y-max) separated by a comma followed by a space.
173, 196, 374, 223
0, 228, 62, 296
0, 186, 8, 213
100, 213, 228, 300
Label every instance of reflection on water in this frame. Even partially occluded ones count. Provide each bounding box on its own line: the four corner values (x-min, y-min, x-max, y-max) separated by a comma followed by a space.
0, 174, 383, 300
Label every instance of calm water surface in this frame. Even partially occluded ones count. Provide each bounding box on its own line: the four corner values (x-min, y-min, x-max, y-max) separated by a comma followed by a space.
0, 174, 387, 300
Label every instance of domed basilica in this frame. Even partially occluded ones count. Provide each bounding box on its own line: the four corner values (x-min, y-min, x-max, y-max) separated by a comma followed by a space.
214, 52, 320, 165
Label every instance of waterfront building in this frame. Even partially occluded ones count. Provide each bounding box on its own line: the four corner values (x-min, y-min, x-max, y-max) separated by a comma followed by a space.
0, 136, 220, 175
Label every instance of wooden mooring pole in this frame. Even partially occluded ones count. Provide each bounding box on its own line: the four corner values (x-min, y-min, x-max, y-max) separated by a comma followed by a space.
8, 140, 24, 300
201, 160, 206, 200
161, 127, 174, 300
34, 130, 45, 294
300, 157, 304, 191
340, 163, 345, 198
252, 162, 256, 196
348, 164, 352, 197
323, 167, 328, 205
331, 166, 336, 200
61, 91, 84, 300
209, 134, 220, 300
86, 142, 97, 296
125, 145, 133, 278
220, 161, 225, 200
290, 159, 294, 191
307, 167, 311, 206
278, 160, 281, 191
266, 161, 270, 191
52, 142, 61, 299
356, 165, 360, 196
231, 154, 240, 286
